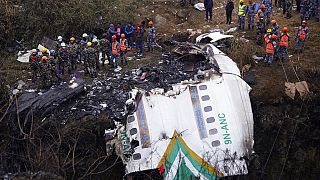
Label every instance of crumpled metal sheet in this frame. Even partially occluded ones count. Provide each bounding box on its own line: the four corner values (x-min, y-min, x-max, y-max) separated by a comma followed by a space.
285, 82, 296, 100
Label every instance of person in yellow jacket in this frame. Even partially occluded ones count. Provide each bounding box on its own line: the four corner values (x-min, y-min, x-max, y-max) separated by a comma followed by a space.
119, 34, 128, 65
238, 0, 247, 31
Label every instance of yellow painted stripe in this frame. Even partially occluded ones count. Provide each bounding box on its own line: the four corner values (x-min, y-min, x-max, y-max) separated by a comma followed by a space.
157, 130, 223, 177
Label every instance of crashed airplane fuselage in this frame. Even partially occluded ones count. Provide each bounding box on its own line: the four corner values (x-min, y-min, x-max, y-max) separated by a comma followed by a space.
117, 38, 254, 179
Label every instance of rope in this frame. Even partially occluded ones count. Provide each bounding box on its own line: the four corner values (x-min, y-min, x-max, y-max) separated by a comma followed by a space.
279, 120, 298, 179
259, 121, 283, 180
280, 60, 289, 83
287, 50, 301, 81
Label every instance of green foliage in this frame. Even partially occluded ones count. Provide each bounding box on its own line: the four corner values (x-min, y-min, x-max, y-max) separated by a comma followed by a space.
1, 0, 136, 48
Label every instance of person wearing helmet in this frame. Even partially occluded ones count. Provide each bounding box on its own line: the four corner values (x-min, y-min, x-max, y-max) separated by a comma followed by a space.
29, 49, 40, 83
278, 27, 290, 63
261, 0, 272, 24
39, 56, 50, 88
91, 38, 100, 70
124, 23, 135, 48
256, 8, 266, 37
264, 35, 277, 65
100, 33, 111, 66
225, 0, 234, 25
57, 42, 68, 75
107, 24, 117, 41
204, 0, 213, 21
264, 28, 272, 45
116, 23, 122, 40
80, 33, 89, 64
271, 20, 279, 36
238, 0, 246, 31
295, 20, 309, 53
120, 34, 129, 65
41, 47, 49, 56
111, 35, 120, 68
147, 21, 156, 52
68, 37, 79, 73
136, 22, 145, 56
84, 42, 98, 77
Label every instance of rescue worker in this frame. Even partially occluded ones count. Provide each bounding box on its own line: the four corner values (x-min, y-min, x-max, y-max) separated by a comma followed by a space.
56, 36, 64, 49
271, 20, 280, 36
238, 0, 246, 31
264, 28, 272, 45
84, 42, 98, 77
226, 0, 234, 24
68, 37, 78, 73
40, 56, 50, 87
29, 49, 39, 83
92, 38, 100, 70
41, 47, 49, 57
48, 49, 60, 82
136, 23, 145, 56
261, 0, 272, 24
285, 0, 293, 19
147, 21, 156, 52
265, 35, 277, 65
246, 0, 255, 30
107, 24, 117, 42
80, 33, 89, 65
124, 23, 135, 48
256, 8, 266, 45
295, 20, 309, 53
57, 42, 68, 75
300, 0, 311, 21
111, 35, 120, 68
100, 33, 111, 66
204, 0, 214, 21
278, 27, 290, 63
116, 23, 122, 41
315, 0, 320, 22
120, 34, 129, 65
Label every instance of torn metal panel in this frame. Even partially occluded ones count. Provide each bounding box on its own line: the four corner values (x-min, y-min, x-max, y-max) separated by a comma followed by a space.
122, 44, 253, 178
196, 32, 233, 44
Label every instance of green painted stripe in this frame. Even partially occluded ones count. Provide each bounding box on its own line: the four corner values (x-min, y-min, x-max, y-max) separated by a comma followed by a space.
173, 158, 196, 180
163, 141, 180, 178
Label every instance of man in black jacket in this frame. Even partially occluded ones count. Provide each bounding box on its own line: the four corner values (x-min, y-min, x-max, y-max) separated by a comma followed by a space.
204, 0, 214, 21
226, 0, 234, 24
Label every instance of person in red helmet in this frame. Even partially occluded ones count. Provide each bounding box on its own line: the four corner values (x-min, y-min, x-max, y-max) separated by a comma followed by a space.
264, 35, 278, 65
278, 27, 290, 63
147, 21, 156, 52
120, 34, 128, 65
295, 20, 309, 53
111, 35, 120, 68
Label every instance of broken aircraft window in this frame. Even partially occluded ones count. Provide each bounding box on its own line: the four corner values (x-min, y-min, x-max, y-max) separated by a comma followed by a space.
127, 115, 135, 123
209, 128, 218, 135
206, 117, 215, 123
204, 106, 212, 112
211, 140, 221, 147
129, 128, 138, 135
199, 85, 207, 90
201, 95, 210, 101
133, 153, 141, 160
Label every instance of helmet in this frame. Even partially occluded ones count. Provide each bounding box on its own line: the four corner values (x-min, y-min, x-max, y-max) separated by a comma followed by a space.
57, 36, 63, 41
271, 35, 277, 39
70, 37, 75, 42
61, 42, 66, 47
302, 20, 307, 24
148, 21, 153, 26
92, 38, 98, 43
31, 49, 37, 53
271, 20, 277, 24
87, 42, 92, 47
112, 35, 117, 40
121, 33, 125, 38
102, 33, 108, 38
282, 27, 288, 33
41, 47, 47, 53
42, 56, 48, 61
50, 49, 55, 55
267, 28, 272, 33
82, 33, 88, 38
240, 0, 244, 3
260, 4, 265, 9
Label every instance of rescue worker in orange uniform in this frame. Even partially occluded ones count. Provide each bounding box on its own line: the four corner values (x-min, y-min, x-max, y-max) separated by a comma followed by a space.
278, 27, 290, 63
120, 33, 129, 65
265, 34, 278, 65
264, 28, 272, 45
111, 35, 120, 68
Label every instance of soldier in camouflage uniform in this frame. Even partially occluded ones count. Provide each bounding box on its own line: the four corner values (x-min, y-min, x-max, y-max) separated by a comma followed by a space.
39, 56, 50, 88
84, 42, 98, 77
29, 49, 40, 83
261, 0, 272, 24
80, 33, 89, 73
316, 0, 320, 21
256, 9, 266, 45
285, 0, 293, 18
246, 0, 256, 30
57, 43, 68, 75
100, 33, 111, 66
92, 38, 100, 70
68, 37, 79, 73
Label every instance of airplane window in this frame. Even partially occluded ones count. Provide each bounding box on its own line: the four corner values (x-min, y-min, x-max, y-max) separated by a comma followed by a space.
201, 95, 210, 101
133, 153, 141, 160
209, 128, 218, 135
127, 115, 135, 123
206, 117, 215, 123
204, 106, 212, 112
130, 128, 137, 135
212, 140, 221, 147
199, 85, 207, 90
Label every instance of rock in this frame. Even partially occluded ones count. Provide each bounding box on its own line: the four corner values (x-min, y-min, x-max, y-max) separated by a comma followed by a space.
155, 14, 167, 26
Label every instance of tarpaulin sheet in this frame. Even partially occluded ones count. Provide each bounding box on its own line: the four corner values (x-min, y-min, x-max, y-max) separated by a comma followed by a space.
124, 45, 253, 178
